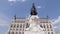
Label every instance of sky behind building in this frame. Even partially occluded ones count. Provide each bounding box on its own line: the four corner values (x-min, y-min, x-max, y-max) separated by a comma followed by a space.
0, 0, 60, 34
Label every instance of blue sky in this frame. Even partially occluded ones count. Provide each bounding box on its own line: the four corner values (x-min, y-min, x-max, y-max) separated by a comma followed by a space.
0, 0, 60, 34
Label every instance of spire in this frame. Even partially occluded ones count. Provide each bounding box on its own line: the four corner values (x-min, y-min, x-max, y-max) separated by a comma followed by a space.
46, 14, 49, 19
14, 14, 16, 20
14, 14, 16, 22
30, 3, 37, 15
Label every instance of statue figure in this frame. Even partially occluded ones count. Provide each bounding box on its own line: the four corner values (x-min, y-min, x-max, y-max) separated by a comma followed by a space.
25, 16, 45, 34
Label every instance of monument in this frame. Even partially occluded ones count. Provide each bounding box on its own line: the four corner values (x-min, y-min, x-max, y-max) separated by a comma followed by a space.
7, 3, 55, 34
25, 15, 45, 34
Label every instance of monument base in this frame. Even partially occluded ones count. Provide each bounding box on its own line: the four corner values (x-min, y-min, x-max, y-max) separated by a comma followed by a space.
24, 31, 45, 34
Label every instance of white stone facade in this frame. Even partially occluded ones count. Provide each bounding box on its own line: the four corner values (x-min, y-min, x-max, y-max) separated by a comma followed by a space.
7, 15, 55, 34
6, 3, 55, 34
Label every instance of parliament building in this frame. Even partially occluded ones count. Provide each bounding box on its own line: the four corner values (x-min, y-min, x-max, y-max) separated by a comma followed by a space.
7, 3, 55, 34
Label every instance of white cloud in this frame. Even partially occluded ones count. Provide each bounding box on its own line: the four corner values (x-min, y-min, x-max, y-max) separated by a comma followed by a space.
20, 0, 26, 2
8, 0, 16, 2
51, 16, 60, 25
0, 12, 10, 27
54, 26, 58, 29
37, 6, 42, 8
58, 26, 60, 30
51, 16, 60, 34
0, 31, 6, 34
0, 19, 8, 26
8, 0, 27, 2
8, 0, 27, 5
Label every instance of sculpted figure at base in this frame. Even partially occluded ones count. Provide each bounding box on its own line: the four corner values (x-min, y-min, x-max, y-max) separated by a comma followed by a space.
25, 16, 45, 34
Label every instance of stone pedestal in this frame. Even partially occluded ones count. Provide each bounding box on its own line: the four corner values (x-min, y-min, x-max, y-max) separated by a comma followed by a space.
24, 31, 45, 34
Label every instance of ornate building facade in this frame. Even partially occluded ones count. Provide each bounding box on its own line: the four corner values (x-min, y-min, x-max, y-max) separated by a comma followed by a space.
7, 3, 55, 34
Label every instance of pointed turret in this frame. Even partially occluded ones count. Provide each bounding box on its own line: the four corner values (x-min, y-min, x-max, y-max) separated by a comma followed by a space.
14, 14, 16, 20
14, 14, 16, 22
30, 3, 37, 15
46, 15, 49, 19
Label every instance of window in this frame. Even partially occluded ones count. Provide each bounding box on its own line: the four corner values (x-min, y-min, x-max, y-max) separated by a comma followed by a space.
22, 32, 24, 34
40, 24, 43, 28
17, 24, 19, 28
23, 24, 25, 28
48, 32, 50, 34
16, 29, 18, 31
19, 32, 21, 34
11, 24, 13, 28
51, 29, 53, 31
44, 24, 45, 28
47, 24, 49, 28
8, 32, 10, 34
50, 24, 52, 28
22, 29, 24, 31
12, 32, 14, 34
20, 24, 22, 28
10, 28, 12, 30
51, 32, 53, 34
14, 24, 16, 28
16, 32, 18, 34
26, 23, 29, 28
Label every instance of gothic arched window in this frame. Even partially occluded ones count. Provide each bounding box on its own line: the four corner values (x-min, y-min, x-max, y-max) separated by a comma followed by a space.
19, 32, 21, 34
40, 24, 43, 28
12, 32, 14, 34
48, 32, 50, 34
20, 24, 22, 28
26, 23, 30, 28
8, 32, 10, 34
16, 32, 18, 34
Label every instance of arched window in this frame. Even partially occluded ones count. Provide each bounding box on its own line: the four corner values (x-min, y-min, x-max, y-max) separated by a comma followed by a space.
12, 32, 14, 34
23, 24, 25, 28
22, 32, 24, 34
11, 24, 13, 28
19, 32, 21, 34
20, 24, 22, 28
14, 24, 16, 28
47, 24, 49, 28
8, 32, 10, 34
44, 24, 45, 28
17, 24, 19, 28
16, 32, 18, 34
51, 29, 53, 31
26, 23, 30, 28
50, 24, 52, 28
40, 24, 43, 28
51, 32, 53, 34
48, 32, 50, 34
